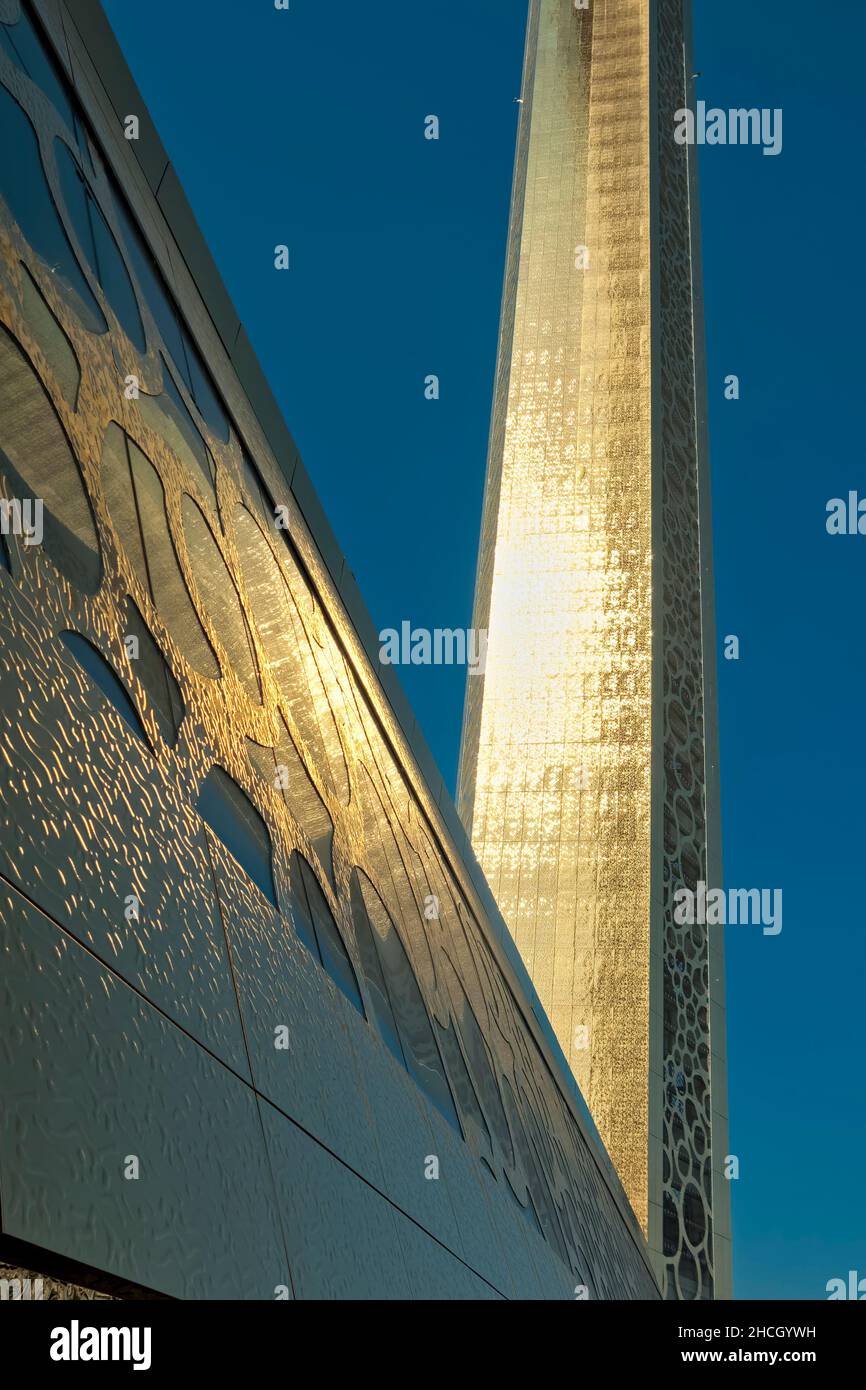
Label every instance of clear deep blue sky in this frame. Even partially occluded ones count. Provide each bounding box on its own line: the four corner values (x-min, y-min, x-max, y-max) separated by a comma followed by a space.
102, 0, 865, 1300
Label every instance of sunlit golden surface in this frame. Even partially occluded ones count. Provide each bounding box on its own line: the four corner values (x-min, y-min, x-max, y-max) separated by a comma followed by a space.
459, 0, 730, 1300
460, 0, 652, 1230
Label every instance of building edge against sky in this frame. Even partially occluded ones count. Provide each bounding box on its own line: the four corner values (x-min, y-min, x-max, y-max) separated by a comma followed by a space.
457, 0, 731, 1299
0, 0, 659, 1299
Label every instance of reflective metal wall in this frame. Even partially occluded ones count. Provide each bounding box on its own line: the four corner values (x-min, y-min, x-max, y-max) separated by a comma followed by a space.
457, 0, 731, 1299
0, 0, 658, 1299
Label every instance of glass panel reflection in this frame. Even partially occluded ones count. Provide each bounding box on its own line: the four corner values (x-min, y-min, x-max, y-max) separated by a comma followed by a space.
54, 141, 144, 352
197, 765, 278, 909
0, 83, 105, 333
289, 851, 364, 1015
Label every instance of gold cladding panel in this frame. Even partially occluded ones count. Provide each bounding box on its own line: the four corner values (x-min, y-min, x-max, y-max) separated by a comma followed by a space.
461, 0, 652, 1231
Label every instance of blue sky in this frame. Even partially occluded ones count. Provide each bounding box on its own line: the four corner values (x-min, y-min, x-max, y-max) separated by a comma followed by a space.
102, 0, 865, 1299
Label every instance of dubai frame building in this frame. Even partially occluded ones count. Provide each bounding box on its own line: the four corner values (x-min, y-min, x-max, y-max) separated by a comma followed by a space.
458, 0, 731, 1299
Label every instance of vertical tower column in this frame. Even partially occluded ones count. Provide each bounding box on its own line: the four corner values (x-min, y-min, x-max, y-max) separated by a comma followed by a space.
651, 0, 732, 1300
458, 0, 730, 1300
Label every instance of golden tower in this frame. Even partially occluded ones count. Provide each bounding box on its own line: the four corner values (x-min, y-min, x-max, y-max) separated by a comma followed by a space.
458, 0, 731, 1299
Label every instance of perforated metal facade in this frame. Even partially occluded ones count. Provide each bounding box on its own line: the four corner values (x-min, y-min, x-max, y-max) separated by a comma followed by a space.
0, 0, 659, 1300
458, 0, 731, 1299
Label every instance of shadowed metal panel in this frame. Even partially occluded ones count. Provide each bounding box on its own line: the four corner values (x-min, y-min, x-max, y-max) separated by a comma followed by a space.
0, 881, 289, 1299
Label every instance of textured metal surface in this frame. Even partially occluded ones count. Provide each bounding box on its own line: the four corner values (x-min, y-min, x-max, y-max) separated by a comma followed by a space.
0, 1263, 111, 1300
459, 0, 653, 1227
0, 0, 658, 1298
458, 0, 729, 1298
654, 0, 731, 1301
0, 884, 290, 1300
